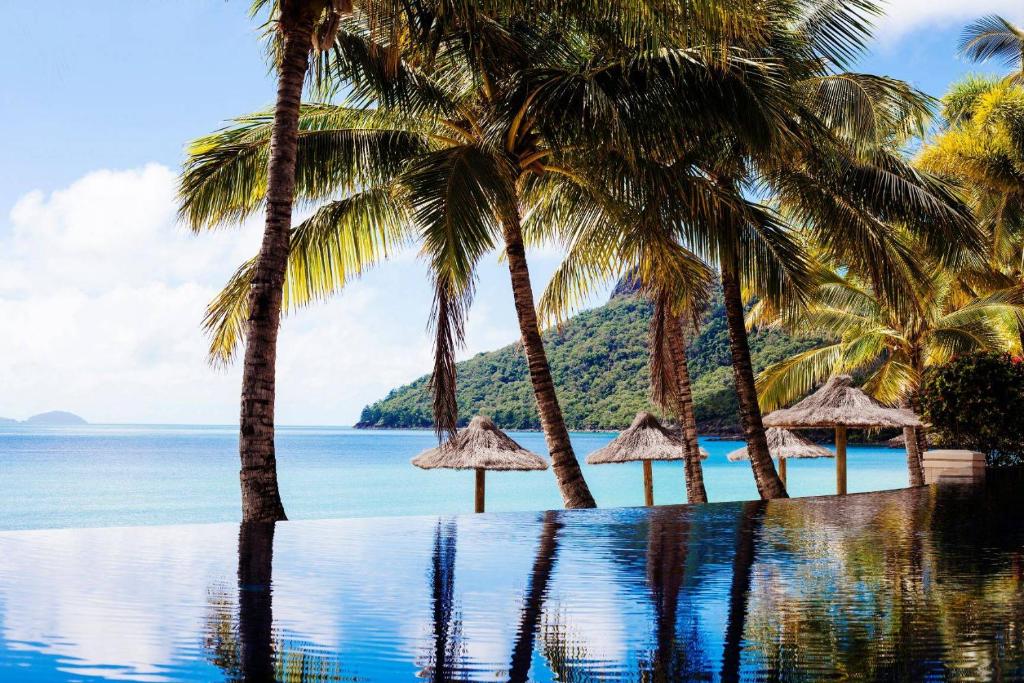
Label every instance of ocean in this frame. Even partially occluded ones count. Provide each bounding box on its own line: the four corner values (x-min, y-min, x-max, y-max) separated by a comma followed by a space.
0, 424, 910, 531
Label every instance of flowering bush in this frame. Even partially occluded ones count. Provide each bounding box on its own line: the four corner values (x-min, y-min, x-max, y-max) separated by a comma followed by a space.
920, 353, 1024, 466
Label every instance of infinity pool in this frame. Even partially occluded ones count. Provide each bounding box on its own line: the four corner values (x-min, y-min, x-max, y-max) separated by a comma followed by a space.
1, 473, 1022, 681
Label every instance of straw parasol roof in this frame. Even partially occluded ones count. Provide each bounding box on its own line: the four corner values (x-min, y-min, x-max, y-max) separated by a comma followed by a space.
763, 375, 923, 429
886, 432, 933, 448
412, 416, 548, 471
727, 428, 835, 461
587, 411, 709, 464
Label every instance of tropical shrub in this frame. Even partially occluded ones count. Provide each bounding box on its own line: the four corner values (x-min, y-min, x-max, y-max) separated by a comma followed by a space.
920, 353, 1024, 465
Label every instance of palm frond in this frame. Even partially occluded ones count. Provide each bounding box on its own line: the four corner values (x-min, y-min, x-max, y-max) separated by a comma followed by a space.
756, 343, 844, 411
179, 104, 431, 229
958, 15, 1024, 72
203, 186, 412, 365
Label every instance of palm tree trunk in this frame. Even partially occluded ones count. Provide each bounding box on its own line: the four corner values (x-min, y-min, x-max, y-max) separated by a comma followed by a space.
901, 350, 926, 487
665, 317, 708, 503
501, 212, 596, 508
720, 257, 787, 499
237, 6, 317, 522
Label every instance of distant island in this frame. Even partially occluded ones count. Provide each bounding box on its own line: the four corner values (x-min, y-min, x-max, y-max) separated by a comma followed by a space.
357, 282, 821, 433
0, 411, 88, 426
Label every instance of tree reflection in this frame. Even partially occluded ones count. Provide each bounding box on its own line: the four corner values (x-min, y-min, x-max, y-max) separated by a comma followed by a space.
508, 511, 563, 683
206, 522, 358, 682
197, 474, 1024, 682
418, 519, 465, 682
733, 479, 1024, 681
720, 500, 766, 683
638, 507, 712, 681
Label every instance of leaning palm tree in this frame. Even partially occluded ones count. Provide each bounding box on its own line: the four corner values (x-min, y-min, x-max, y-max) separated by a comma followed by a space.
754, 261, 1024, 485
181, 6, 796, 509
959, 15, 1024, 85
177, 0, 359, 522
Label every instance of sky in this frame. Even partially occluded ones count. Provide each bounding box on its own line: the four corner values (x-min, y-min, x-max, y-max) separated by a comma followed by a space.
1, 1, 1022, 426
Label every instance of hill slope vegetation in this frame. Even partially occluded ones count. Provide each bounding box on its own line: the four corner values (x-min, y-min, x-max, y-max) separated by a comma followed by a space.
357, 288, 820, 432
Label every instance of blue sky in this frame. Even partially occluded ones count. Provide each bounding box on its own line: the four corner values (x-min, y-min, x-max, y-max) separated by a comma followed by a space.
0, 1, 1022, 425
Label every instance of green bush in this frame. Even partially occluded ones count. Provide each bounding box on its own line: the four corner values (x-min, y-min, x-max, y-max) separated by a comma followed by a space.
920, 352, 1024, 466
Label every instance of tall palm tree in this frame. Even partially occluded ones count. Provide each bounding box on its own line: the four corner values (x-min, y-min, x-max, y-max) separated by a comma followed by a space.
178, 0, 351, 522
701, 24, 983, 498
917, 78, 1024, 354
959, 15, 1024, 85
541, 6, 981, 500
754, 263, 1024, 485
180, 6, 793, 509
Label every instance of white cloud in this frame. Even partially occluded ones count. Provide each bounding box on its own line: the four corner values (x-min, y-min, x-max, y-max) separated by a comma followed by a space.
0, 164, 558, 426
876, 1, 1024, 41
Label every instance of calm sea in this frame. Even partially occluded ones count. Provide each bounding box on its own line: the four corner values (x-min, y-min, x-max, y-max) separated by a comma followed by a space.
0, 424, 909, 531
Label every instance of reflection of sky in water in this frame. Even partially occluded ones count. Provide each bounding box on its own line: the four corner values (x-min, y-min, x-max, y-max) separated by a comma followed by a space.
1, 475, 1022, 681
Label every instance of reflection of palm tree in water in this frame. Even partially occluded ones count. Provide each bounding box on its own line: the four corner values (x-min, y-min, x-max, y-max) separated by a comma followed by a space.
641, 508, 711, 681
721, 500, 767, 683
206, 522, 359, 682
238, 522, 276, 681
508, 511, 563, 683
420, 519, 465, 682
536, 509, 711, 682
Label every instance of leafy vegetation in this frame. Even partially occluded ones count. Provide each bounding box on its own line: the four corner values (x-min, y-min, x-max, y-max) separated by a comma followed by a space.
920, 352, 1024, 465
357, 288, 820, 432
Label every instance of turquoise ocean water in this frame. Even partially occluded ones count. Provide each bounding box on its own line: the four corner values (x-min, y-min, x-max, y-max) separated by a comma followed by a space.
0, 424, 909, 531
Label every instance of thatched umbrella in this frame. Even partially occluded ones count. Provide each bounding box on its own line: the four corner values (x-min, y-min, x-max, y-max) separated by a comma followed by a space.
586, 411, 708, 506
412, 415, 548, 513
886, 432, 933, 449
763, 375, 923, 494
727, 427, 834, 488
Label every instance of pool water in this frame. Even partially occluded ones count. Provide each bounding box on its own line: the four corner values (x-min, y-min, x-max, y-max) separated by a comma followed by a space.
1, 472, 1022, 681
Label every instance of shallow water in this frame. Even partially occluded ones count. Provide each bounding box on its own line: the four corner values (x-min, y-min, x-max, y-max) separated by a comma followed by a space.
0, 424, 909, 530
1, 473, 1021, 682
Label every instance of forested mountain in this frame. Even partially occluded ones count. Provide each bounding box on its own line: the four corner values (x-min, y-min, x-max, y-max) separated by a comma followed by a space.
357, 286, 822, 433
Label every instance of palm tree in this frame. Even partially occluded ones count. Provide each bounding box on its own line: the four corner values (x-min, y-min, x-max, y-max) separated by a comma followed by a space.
180, 6, 796, 509
754, 263, 1024, 485
917, 78, 1024, 354
178, 0, 352, 522
959, 15, 1024, 85
701, 32, 983, 498
543, 3, 981, 500
534, 168, 717, 503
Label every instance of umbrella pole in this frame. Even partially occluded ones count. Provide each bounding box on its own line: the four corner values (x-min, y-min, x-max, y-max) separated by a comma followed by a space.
777, 457, 787, 488
642, 461, 654, 506
475, 468, 485, 513
835, 427, 847, 495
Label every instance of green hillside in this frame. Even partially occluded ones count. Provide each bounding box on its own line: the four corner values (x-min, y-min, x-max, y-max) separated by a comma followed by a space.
357, 288, 822, 433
